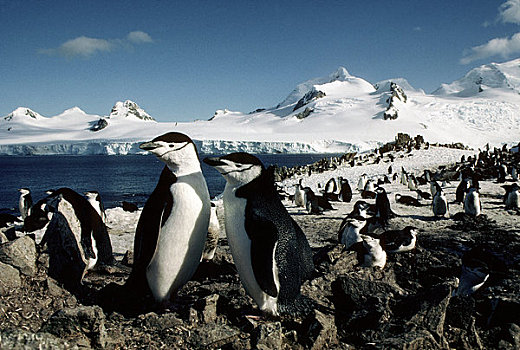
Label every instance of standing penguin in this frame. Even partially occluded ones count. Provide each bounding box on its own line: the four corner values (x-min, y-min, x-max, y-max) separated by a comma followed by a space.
84, 191, 107, 223
338, 178, 352, 202
204, 153, 314, 317
455, 178, 470, 204
375, 187, 396, 226
464, 185, 482, 217
126, 132, 211, 305
293, 179, 306, 208
357, 174, 368, 192
512, 166, 518, 181
202, 202, 221, 261
18, 188, 33, 220
432, 183, 449, 218
503, 183, 520, 209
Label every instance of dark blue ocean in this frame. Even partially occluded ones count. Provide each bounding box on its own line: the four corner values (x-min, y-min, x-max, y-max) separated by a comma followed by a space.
0, 154, 336, 213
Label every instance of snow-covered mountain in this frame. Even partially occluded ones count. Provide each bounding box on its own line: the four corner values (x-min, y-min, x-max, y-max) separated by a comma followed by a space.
1, 59, 520, 155
433, 58, 520, 97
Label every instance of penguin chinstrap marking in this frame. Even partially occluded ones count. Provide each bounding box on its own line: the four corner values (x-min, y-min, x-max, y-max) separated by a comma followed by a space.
204, 153, 315, 317
40, 188, 113, 289
84, 191, 107, 223
127, 132, 211, 305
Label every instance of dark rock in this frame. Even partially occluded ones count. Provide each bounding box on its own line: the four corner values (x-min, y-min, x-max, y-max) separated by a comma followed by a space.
0, 235, 37, 276
121, 250, 133, 266
253, 321, 283, 350
135, 312, 183, 331
301, 310, 338, 350
480, 296, 520, 326
0, 260, 21, 295
90, 118, 108, 131
293, 89, 326, 111
43, 209, 88, 289
188, 321, 242, 349
379, 329, 442, 349
122, 201, 139, 212
196, 293, 219, 324
0, 329, 74, 349
1, 226, 17, 241
295, 107, 314, 120
41, 305, 107, 348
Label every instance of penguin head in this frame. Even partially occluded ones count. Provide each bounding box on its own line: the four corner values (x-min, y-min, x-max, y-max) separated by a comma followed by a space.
140, 132, 200, 175
19, 188, 31, 195
361, 235, 381, 251
204, 152, 264, 186
84, 191, 100, 201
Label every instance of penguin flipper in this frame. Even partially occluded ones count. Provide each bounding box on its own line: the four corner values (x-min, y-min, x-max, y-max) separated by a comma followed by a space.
127, 167, 176, 289
248, 216, 279, 298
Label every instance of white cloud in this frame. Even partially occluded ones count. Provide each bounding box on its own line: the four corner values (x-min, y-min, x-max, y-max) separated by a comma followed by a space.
460, 32, 520, 64
413, 26, 422, 31
499, 0, 520, 24
127, 31, 154, 43
40, 31, 153, 58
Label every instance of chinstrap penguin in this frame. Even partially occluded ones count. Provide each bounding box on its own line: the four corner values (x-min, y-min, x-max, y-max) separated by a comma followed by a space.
126, 132, 211, 305
204, 152, 314, 317
85, 191, 107, 223
18, 188, 33, 220
378, 226, 418, 253
432, 183, 449, 218
464, 186, 482, 217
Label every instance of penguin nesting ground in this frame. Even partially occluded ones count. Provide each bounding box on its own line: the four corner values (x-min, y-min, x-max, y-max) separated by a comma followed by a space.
350, 235, 387, 268
503, 183, 520, 209
127, 132, 211, 305
337, 216, 365, 249
202, 202, 221, 261
18, 188, 33, 220
395, 194, 421, 207
378, 226, 418, 253
453, 245, 504, 297
432, 183, 449, 218
204, 152, 315, 317
464, 186, 482, 217
84, 191, 107, 223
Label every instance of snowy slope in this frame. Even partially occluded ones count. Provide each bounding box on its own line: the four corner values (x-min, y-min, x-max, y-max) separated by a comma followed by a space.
1, 59, 520, 155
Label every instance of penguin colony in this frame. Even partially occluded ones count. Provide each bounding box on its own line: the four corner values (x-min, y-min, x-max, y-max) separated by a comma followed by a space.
3, 132, 518, 322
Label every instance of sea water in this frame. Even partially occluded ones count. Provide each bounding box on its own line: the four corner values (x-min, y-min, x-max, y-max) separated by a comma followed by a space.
0, 154, 338, 212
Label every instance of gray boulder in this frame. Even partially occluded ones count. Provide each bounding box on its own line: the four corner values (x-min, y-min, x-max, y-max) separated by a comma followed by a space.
0, 260, 21, 295
0, 235, 37, 276
41, 305, 107, 348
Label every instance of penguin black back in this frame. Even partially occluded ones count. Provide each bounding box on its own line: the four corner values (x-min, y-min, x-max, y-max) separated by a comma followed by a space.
235, 166, 315, 306
126, 166, 177, 294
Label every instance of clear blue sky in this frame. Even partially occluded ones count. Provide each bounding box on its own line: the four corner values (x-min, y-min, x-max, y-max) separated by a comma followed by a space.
1, 0, 519, 122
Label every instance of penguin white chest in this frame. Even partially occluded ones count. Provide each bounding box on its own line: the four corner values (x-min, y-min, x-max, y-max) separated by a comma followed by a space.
146, 179, 210, 302
223, 185, 278, 315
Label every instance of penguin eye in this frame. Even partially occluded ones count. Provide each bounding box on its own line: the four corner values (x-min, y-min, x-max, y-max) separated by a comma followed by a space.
169, 144, 174, 148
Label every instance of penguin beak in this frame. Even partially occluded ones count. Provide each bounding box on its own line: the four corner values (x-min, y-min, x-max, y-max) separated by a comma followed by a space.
203, 157, 227, 167
139, 141, 159, 151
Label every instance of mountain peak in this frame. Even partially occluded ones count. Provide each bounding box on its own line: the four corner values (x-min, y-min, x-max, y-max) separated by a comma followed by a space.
59, 106, 87, 116
433, 58, 520, 96
109, 100, 155, 121
4, 107, 43, 121
328, 67, 352, 82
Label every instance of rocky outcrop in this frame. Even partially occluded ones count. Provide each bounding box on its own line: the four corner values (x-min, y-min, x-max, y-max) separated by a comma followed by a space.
383, 82, 407, 120
109, 100, 155, 121
293, 89, 326, 111
90, 118, 108, 132
0, 235, 37, 276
